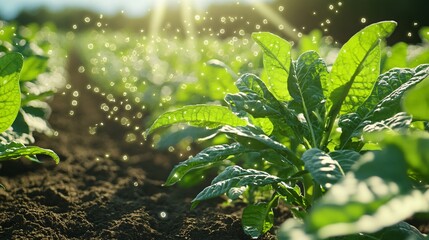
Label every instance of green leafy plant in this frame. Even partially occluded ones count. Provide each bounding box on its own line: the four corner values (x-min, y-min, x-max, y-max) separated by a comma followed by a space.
0, 22, 60, 144
278, 79, 429, 239
0, 52, 59, 166
0, 23, 61, 188
147, 21, 429, 239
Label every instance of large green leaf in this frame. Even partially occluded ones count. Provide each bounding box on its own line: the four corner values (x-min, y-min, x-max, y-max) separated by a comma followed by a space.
339, 65, 429, 149
367, 65, 429, 122
0, 52, 23, 133
369, 222, 426, 240
363, 112, 412, 134
0, 142, 60, 164
302, 148, 343, 189
226, 74, 303, 145
165, 143, 250, 186
299, 146, 429, 239
328, 150, 361, 174
302, 149, 360, 189
403, 78, 429, 121
191, 165, 284, 208
328, 21, 396, 115
288, 51, 327, 147
145, 104, 247, 136
278, 220, 425, 240
242, 203, 274, 239
252, 32, 292, 101
219, 125, 301, 166
225, 73, 284, 118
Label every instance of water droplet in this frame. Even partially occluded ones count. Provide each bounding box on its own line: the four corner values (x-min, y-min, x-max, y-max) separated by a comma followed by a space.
126, 133, 137, 142
84, 17, 91, 23
361, 18, 367, 24
101, 103, 109, 112
159, 211, 167, 219
89, 126, 97, 135
78, 66, 85, 73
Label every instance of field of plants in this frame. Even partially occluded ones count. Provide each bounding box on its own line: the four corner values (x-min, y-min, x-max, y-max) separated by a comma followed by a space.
1, 1, 429, 239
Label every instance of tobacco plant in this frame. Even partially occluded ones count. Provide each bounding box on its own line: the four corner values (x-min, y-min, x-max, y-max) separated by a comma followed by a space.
147, 21, 429, 239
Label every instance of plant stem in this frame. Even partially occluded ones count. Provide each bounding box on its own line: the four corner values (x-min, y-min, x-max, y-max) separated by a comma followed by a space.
302, 173, 315, 206
320, 114, 336, 150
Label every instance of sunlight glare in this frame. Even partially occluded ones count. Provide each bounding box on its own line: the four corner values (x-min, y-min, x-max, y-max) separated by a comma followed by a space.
249, 0, 298, 41
181, 0, 196, 38
149, 0, 167, 38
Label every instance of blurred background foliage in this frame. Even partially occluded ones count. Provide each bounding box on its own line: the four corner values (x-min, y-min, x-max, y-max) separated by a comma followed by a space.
1, 0, 428, 44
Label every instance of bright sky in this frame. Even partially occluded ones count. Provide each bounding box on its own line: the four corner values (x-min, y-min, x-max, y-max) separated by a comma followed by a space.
0, 0, 270, 19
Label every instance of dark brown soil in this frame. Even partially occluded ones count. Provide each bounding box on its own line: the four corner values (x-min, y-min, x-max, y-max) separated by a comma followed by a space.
0, 52, 282, 239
